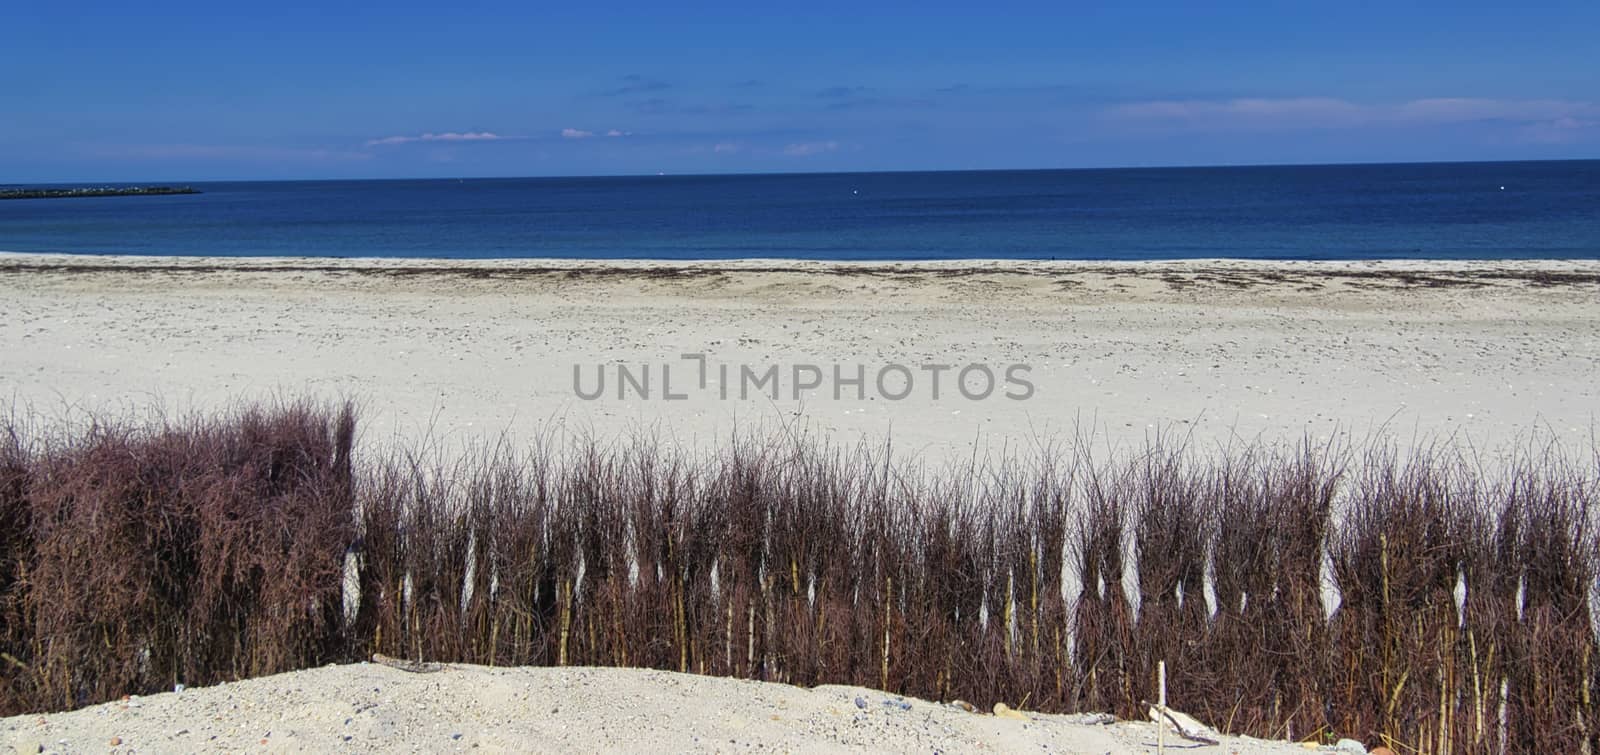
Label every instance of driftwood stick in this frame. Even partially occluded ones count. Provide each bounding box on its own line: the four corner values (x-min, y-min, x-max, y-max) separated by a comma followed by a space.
371, 653, 445, 674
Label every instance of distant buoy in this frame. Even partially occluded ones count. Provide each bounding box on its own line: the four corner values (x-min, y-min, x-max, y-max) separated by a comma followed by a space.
1500, 186, 1506, 190
852, 189, 859, 195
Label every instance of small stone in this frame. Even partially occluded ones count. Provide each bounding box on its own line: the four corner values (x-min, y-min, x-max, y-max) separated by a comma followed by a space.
853, 696, 867, 710
109, 737, 122, 746
949, 700, 977, 713
1335, 738, 1368, 754
1060, 712, 1115, 725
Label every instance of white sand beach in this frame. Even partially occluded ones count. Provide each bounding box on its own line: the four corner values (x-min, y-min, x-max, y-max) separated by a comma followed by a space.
2, 253, 1597, 464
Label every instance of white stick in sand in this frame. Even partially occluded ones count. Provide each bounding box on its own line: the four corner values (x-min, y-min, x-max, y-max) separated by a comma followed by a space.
1158, 660, 1166, 754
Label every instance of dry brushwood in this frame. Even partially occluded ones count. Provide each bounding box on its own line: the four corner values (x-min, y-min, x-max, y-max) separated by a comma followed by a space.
0, 399, 1594, 755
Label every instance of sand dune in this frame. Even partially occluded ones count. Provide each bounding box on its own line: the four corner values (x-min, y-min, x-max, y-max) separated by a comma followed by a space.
1, 662, 1313, 754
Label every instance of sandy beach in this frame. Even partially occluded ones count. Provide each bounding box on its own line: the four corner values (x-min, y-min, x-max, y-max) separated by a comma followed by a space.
3, 253, 1597, 463
3, 252, 1598, 752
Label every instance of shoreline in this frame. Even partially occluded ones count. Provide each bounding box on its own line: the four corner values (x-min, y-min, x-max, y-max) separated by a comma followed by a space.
7, 249, 1600, 273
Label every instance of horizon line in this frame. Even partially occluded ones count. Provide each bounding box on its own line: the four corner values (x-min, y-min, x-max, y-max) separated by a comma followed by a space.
10, 156, 1598, 187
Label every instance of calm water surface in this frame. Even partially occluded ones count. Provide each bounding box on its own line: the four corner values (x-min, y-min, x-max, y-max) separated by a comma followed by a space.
2, 161, 1596, 260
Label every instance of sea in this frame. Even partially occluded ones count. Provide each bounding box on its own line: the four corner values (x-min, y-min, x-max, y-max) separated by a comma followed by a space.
2, 160, 1596, 261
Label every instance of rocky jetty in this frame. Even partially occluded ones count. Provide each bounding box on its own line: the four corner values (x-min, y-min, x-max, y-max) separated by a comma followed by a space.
0, 185, 199, 200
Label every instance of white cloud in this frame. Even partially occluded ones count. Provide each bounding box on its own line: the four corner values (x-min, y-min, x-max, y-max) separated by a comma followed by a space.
94, 144, 374, 162
1392, 98, 1600, 124
565, 128, 631, 139
1144, 97, 1362, 123
782, 140, 840, 156
1104, 97, 1600, 132
1521, 116, 1600, 144
365, 131, 502, 147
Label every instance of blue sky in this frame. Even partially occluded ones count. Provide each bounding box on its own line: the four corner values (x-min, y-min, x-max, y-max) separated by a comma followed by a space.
4, 1, 1597, 181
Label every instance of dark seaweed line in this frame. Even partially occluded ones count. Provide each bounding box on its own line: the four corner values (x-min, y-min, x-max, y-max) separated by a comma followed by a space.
0, 259, 1597, 288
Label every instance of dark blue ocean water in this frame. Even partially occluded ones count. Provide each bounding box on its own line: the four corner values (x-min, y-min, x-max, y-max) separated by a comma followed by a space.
2, 161, 1597, 260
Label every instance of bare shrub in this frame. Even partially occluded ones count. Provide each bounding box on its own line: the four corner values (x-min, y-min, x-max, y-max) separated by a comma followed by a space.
10, 400, 355, 711
1492, 447, 1597, 752
0, 399, 1594, 755
0, 414, 34, 714
1071, 449, 1136, 717
1131, 438, 1208, 708
1330, 444, 1476, 749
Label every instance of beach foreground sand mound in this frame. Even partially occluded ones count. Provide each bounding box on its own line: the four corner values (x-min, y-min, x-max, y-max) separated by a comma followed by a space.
3, 663, 1313, 753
